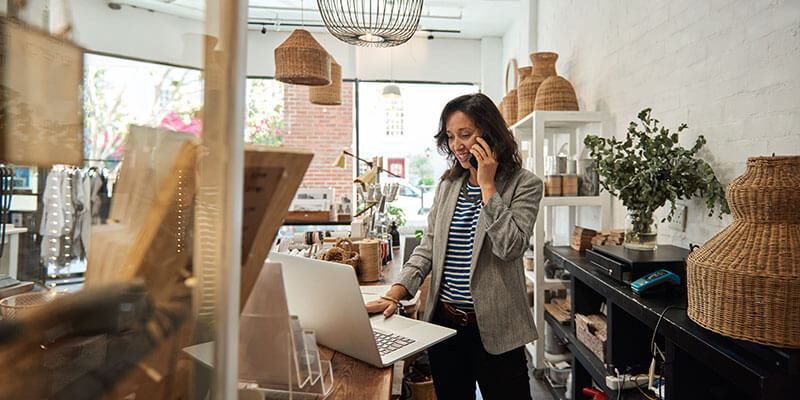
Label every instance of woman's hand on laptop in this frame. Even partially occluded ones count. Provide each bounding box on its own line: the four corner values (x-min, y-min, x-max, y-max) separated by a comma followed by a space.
365, 284, 409, 317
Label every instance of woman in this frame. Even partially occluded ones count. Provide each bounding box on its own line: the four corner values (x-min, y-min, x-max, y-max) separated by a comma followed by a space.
366, 93, 543, 399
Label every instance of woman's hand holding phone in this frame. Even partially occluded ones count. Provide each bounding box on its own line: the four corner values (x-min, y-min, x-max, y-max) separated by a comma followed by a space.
470, 137, 499, 190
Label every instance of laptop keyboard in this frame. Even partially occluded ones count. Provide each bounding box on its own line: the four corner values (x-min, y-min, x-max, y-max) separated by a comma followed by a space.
373, 329, 416, 357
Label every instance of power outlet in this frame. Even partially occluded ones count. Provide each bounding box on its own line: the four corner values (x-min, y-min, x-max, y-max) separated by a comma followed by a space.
669, 204, 687, 232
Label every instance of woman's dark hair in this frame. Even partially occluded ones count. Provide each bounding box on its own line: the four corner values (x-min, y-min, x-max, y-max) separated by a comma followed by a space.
434, 93, 522, 181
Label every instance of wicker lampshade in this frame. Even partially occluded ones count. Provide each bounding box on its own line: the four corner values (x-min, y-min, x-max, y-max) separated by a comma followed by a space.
274, 29, 331, 86
687, 156, 800, 348
310, 58, 342, 105
533, 76, 579, 111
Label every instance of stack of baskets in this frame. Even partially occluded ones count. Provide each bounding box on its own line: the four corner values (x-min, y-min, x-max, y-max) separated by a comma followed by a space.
500, 52, 579, 120
687, 155, 800, 348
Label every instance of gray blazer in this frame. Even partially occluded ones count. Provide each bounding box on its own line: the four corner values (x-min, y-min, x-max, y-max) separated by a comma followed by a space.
396, 167, 543, 355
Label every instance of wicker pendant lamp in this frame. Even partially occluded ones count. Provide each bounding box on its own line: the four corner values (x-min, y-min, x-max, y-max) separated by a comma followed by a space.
317, 0, 423, 47
274, 29, 331, 86
310, 58, 342, 105
687, 155, 800, 348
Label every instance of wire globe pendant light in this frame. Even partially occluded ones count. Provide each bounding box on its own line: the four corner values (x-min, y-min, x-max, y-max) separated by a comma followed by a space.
316, 0, 424, 47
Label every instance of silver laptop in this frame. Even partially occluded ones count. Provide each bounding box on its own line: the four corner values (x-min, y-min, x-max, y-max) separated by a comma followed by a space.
270, 252, 455, 368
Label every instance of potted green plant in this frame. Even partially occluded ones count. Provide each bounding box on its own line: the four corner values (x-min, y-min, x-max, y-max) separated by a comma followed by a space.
584, 108, 730, 250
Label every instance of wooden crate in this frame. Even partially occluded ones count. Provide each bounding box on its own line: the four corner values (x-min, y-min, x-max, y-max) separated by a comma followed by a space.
575, 313, 607, 362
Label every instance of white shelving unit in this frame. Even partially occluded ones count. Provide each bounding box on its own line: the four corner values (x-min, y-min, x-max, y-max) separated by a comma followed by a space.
511, 111, 612, 370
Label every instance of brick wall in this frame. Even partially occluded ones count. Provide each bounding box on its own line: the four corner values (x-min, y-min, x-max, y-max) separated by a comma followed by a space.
535, 0, 800, 246
282, 82, 355, 203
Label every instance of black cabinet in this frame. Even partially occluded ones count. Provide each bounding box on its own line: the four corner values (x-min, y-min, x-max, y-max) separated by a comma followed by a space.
543, 246, 798, 400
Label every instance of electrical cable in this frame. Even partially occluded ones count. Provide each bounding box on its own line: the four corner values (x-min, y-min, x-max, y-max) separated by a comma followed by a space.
650, 306, 685, 359
636, 377, 658, 400
649, 306, 684, 400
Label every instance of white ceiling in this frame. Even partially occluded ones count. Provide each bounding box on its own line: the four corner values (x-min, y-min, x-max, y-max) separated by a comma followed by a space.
111, 0, 520, 39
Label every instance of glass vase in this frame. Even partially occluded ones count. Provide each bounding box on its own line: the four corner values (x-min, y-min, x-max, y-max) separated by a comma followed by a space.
624, 210, 657, 250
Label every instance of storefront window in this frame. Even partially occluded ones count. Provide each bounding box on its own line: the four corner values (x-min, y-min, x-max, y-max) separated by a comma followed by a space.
357, 81, 478, 227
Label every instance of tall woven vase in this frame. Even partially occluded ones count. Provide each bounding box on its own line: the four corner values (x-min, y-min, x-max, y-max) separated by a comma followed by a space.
687, 156, 800, 348
501, 59, 519, 126
519, 52, 557, 118
516, 66, 532, 120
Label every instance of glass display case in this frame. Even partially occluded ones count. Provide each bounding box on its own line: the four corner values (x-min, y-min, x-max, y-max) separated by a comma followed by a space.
0, 0, 248, 398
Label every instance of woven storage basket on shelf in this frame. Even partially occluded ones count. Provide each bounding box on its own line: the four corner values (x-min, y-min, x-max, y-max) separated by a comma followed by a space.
519, 52, 557, 118
687, 155, 800, 348
501, 59, 519, 126
498, 98, 507, 125
274, 29, 331, 86
515, 66, 532, 120
309, 58, 342, 105
534, 75, 579, 111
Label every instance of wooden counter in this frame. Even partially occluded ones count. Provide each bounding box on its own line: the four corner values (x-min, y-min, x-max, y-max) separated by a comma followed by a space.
321, 247, 405, 400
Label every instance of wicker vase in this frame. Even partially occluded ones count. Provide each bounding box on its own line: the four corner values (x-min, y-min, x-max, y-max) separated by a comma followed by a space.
309, 58, 342, 105
501, 59, 519, 126
519, 52, 557, 117
687, 156, 800, 348
534, 76, 579, 111
274, 29, 331, 86
516, 66, 532, 121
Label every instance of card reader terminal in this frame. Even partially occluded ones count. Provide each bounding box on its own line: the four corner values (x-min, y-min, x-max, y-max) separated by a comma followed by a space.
631, 269, 680, 295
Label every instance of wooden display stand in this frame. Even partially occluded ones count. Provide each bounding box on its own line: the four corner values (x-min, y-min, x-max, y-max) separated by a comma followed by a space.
239, 146, 313, 311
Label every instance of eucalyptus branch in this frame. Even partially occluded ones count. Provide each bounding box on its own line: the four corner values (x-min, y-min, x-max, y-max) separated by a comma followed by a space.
584, 108, 729, 226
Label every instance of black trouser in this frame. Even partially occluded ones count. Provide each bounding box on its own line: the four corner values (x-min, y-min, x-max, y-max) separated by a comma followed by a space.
428, 307, 532, 400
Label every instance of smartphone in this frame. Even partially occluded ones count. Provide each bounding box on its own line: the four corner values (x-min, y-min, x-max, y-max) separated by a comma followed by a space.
468, 136, 494, 170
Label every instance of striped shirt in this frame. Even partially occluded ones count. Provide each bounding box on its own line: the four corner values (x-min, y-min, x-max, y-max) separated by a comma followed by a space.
439, 182, 482, 311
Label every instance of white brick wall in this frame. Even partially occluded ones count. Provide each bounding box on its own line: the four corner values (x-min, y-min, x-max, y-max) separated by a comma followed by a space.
534, 0, 800, 247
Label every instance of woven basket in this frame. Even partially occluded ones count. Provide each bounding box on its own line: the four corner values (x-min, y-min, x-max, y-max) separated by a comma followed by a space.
501, 59, 519, 126
534, 76, 579, 111
321, 238, 361, 271
516, 66, 532, 120
274, 29, 331, 86
310, 58, 342, 105
687, 156, 800, 348
498, 98, 507, 125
